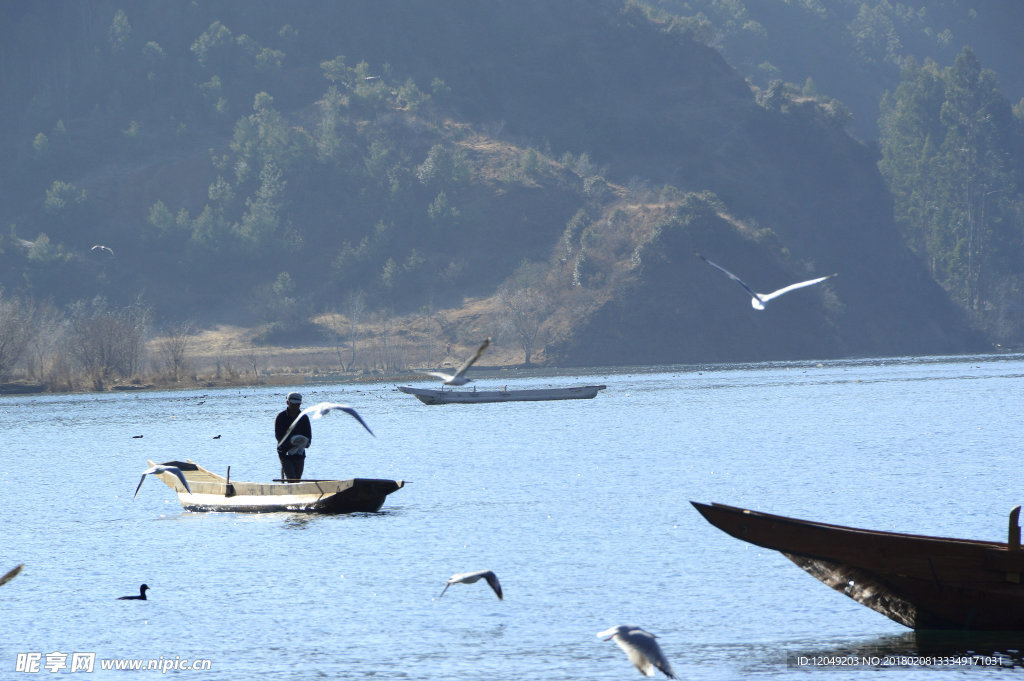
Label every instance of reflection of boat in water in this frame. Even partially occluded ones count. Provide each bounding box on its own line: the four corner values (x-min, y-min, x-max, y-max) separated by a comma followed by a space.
147, 460, 404, 514
692, 501, 1024, 631
397, 384, 606, 405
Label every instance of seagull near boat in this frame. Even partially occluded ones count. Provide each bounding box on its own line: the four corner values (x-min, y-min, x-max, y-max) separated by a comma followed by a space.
697, 253, 836, 310
276, 401, 374, 450
438, 570, 503, 600
422, 338, 490, 386
134, 464, 192, 499
597, 625, 675, 678
118, 584, 149, 600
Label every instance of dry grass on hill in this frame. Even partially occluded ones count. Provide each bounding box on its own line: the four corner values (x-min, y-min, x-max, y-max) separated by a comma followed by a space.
155, 295, 534, 388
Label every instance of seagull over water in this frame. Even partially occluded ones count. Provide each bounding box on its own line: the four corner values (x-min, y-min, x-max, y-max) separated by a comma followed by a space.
90, 244, 114, 255
277, 402, 374, 449
423, 338, 490, 386
697, 253, 836, 310
597, 625, 675, 678
133, 464, 192, 499
439, 570, 503, 600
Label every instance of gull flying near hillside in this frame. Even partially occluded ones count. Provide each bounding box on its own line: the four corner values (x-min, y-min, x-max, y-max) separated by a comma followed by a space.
438, 570, 503, 600
423, 338, 490, 386
277, 402, 374, 449
597, 625, 675, 678
697, 253, 836, 310
134, 464, 192, 499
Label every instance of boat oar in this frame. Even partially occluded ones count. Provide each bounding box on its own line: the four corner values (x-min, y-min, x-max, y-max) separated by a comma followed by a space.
1010, 506, 1021, 551
0, 563, 24, 588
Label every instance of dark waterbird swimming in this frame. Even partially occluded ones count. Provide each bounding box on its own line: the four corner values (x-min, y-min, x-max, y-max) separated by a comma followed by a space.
118, 584, 149, 600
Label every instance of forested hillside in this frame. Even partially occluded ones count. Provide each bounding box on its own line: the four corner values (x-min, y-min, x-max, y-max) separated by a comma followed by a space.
644, 0, 1024, 344
1, 0, 1017, 390
648, 0, 1024, 141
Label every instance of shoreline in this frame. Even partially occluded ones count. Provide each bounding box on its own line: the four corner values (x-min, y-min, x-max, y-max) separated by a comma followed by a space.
5, 348, 1020, 399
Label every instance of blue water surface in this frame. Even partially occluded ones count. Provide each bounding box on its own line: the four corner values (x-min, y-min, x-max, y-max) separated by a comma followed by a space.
3, 355, 1024, 679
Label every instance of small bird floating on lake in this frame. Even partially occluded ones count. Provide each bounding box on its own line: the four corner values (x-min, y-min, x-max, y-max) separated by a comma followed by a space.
597, 625, 675, 678
118, 584, 149, 600
697, 253, 836, 310
439, 570, 503, 600
277, 402, 374, 449
423, 338, 490, 386
134, 464, 192, 499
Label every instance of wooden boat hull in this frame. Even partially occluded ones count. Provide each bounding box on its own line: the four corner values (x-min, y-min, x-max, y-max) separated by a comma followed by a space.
398, 384, 606, 404
691, 501, 1024, 631
149, 460, 403, 514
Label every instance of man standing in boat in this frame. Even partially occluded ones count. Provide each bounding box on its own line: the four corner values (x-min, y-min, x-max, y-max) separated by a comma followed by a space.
275, 392, 312, 482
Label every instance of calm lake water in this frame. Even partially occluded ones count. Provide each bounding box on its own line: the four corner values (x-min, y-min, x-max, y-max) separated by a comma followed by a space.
3, 354, 1024, 679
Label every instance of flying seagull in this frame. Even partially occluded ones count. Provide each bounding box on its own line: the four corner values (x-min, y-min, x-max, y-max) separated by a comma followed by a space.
597, 625, 675, 678
697, 253, 836, 310
0, 564, 24, 588
118, 584, 149, 601
90, 244, 114, 255
276, 402, 374, 449
439, 570, 503, 600
423, 338, 490, 386
133, 464, 192, 499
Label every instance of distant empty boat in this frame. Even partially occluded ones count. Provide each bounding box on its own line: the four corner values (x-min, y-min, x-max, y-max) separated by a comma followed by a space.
398, 384, 606, 405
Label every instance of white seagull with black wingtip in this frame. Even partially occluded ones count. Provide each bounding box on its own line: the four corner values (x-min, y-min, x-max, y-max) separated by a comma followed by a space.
438, 570, 503, 600
597, 625, 675, 678
134, 464, 192, 499
276, 402, 375, 450
423, 338, 490, 386
697, 253, 836, 310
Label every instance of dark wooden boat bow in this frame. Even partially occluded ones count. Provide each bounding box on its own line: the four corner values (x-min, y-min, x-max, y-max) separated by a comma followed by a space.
692, 501, 1024, 631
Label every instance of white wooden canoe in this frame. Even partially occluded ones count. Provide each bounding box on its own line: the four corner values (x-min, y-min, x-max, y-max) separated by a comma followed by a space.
146, 459, 403, 513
